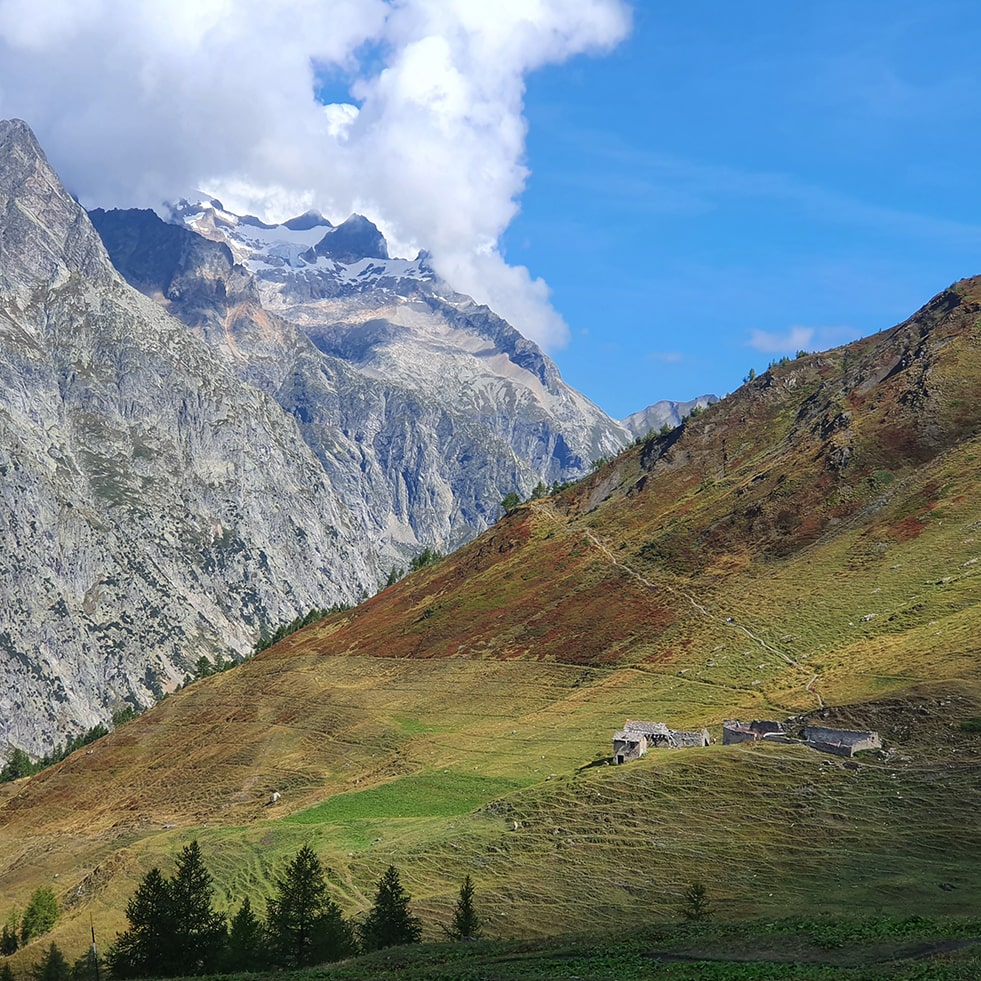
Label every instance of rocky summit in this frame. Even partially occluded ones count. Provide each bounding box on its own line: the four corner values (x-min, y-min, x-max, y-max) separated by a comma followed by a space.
90, 200, 631, 561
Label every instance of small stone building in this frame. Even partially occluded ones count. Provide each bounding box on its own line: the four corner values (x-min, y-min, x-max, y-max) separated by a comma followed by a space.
722, 719, 786, 745
612, 720, 709, 764
803, 725, 881, 758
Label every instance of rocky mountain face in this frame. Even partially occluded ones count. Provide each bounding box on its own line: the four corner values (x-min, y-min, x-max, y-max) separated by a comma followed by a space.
0, 119, 634, 758
620, 395, 717, 438
0, 119, 377, 757
89, 201, 630, 557
7, 270, 980, 843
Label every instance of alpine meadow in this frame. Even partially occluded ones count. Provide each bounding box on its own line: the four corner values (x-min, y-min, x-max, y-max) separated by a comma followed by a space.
2, 8, 981, 977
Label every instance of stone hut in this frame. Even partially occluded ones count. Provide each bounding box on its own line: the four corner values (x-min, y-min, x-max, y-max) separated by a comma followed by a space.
803, 725, 881, 758
612, 720, 710, 764
722, 719, 786, 745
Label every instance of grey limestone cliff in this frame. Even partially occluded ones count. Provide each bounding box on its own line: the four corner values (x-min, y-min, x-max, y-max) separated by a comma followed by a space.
91, 202, 630, 559
0, 119, 375, 757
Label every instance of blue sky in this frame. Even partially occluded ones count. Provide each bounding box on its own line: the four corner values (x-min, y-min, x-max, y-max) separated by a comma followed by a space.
507, 0, 981, 417
3, 1, 980, 423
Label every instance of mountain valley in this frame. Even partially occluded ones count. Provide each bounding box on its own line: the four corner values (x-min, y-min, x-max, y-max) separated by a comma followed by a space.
1, 252, 979, 969
0, 118, 668, 760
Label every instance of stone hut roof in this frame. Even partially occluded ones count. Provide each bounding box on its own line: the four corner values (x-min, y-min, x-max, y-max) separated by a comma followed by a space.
622, 720, 672, 737
803, 725, 880, 747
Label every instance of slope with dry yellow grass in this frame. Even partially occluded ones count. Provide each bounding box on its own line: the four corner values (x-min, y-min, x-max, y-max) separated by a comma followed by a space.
1, 278, 980, 967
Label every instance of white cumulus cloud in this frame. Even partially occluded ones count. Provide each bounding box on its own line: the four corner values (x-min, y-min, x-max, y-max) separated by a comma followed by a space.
747, 324, 860, 355
0, 0, 631, 350
747, 326, 816, 354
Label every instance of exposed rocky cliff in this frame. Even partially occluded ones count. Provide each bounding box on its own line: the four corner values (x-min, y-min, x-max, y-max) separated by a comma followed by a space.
621, 395, 717, 439
0, 119, 635, 758
0, 119, 376, 756
90, 201, 630, 557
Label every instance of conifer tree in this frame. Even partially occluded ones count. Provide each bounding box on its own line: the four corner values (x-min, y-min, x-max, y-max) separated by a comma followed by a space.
106, 842, 227, 978
1, 959, 14, 981
359, 865, 422, 951
265, 845, 356, 967
21, 887, 59, 944
0, 747, 36, 782
680, 880, 713, 922
225, 896, 265, 971
31, 942, 69, 981
105, 867, 172, 979
165, 840, 227, 975
0, 922, 17, 955
445, 875, 481, 940
69, 947, 101, 981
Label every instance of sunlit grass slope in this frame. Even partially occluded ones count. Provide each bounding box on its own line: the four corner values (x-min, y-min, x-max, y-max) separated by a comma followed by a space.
1, 278, 980, 967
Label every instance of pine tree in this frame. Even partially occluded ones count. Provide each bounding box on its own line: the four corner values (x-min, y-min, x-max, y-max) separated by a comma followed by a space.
225, 897, 265, 971
69, 947, 102, 981
31, 942, 70, 981
359, 866, 422, 951
164, 841, 226, 975
445, 875, 481, 941
21, 887, 59, 944
265, 845, 356, 967
680, 880, 713, 922
105, 867, 173, 978
0, 747, 36, 782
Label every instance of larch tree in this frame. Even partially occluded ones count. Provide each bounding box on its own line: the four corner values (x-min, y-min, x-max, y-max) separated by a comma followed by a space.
21, 887, 59, 944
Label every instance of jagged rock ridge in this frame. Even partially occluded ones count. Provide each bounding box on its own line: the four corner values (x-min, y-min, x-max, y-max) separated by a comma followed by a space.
90, 200, 631, 558
621, 395, 718, 438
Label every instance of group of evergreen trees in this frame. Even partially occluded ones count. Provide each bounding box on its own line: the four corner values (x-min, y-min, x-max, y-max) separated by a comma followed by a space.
1, 707, 142, 787
88, 841, 479, 978
0, 729, 108, 785
252, 605, 352, 656
2, 842, 482, 979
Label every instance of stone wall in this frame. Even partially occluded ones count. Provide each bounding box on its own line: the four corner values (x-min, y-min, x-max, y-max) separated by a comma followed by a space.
722, 719, 785, 745
673, 728, 711, 748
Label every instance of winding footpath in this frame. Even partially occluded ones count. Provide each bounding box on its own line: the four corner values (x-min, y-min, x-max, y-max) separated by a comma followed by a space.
530, 501, 824, 709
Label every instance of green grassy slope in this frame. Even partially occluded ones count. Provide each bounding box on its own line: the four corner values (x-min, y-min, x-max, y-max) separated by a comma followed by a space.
1, 278, 980, 970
